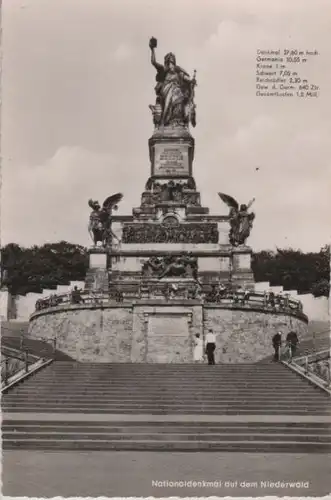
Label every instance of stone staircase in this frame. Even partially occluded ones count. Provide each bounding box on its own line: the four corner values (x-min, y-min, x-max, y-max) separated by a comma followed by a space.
258, 329, 330, 364
1, 336, 74, 361
2, 362, 330, 452
295, 333, 330, 357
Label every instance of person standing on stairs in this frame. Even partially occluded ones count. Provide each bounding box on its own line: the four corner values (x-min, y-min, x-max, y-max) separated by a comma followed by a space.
272, 331, 282, 361
205, 329, 216, 365
193, 333, 204, 363
286, 330, 299, 360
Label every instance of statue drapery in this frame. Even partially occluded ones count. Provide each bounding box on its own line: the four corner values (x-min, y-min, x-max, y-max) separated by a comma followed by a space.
149, 37, 196, 128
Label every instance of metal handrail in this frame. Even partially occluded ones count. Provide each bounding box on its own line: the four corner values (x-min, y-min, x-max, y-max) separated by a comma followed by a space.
285, 348, 331, 388
33, 288, 304, 315
294, 349, 330, 364
1, 335, 57, 388
1, 351, 29, 386
1, 345, 39, 362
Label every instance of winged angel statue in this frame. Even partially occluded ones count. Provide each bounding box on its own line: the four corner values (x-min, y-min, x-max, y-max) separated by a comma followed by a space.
88, 193, 123, 247
218, 193, 255, 246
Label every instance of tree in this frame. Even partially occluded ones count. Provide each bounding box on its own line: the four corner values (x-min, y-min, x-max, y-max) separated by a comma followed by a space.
1, 241, 88, 295
252, 246, 330, 297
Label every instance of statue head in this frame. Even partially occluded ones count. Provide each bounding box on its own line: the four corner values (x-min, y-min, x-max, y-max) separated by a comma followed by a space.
164, 52, 176, 69
240, 204, 247, 211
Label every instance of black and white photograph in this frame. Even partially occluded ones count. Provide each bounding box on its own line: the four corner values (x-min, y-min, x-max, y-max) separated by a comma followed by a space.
1, 0, 330, 497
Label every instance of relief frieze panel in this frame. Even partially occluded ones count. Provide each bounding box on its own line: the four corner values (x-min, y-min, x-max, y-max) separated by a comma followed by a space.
141, 180, 200, 206
122, 222, 219, 244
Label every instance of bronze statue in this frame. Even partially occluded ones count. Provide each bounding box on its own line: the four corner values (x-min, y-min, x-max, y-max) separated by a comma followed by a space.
88, 193, 123, 247
218, 193, 255, 246
142, 253, 198, 279
158, 256, 188, 279
149, 37, 196, 128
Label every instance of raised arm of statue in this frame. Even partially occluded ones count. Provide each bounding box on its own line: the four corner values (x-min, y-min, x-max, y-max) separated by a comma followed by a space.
149, 37, 163, 72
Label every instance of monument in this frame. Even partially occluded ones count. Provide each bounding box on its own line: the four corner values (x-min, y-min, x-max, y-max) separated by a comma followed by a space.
87, 37, 255, 299
29, 38, 308, 363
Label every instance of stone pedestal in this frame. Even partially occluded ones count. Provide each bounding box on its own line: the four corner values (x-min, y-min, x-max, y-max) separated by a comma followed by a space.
85, 249, 109, 292
149, 128, 194, 179
89, 252, 107, 269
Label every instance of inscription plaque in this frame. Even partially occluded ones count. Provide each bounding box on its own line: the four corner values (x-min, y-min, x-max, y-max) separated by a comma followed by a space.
147, 315, 191, 363
154, 143, 190, 176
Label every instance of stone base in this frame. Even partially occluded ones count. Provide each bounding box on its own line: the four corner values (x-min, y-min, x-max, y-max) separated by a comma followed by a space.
85, 250, 109, 292
89, 252, 107, 269
29, 301, 308, 363
149, 127, 194, 179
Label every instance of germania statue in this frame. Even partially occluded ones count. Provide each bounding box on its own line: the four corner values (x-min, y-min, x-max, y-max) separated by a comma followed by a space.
149, 37, 197, 128
218, 193, 256, 247
88, 193, 123, 247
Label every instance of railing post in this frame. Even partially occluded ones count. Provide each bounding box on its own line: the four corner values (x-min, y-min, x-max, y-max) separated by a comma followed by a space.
327, 360, 331, 388
304, 356, 309, 374
24, 351, 29, 373
52, 338, 57, 356
4, 358, 9, 385
20, 331, 24, 350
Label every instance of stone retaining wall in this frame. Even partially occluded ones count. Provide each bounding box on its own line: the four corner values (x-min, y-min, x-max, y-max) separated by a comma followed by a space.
29, 306, 133, 362
29, 301, 308, 363
204, 306, 309, 363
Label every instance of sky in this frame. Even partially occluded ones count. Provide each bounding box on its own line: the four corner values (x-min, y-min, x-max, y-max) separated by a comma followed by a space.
1, 0, 330, 251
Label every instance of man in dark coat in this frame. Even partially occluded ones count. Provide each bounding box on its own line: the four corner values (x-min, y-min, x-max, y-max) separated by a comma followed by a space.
286, 331, 299, 359
272, 331, 282, 361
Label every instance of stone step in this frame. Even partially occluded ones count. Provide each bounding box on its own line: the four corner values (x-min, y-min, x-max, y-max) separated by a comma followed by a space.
4, 404, 327, 413
27, 374, 301, 380
10, 385, 316, 392
12, 382, 316, 389
4, 397, 328, 406
7, 389, 324, 397
4, 407, 330, 415
3, 438, 331, 453
26, 365, 297, 371
5, 395, 326, 402
33, 364, 292, 370
27, 373, 307, 378
6, 384, 325, 392
4, 422, 331, 432
30, 368, 298, 373
5, 402, 327, 410
42, 363, 290, 367
4, 405, 328, 413
28, 373, 305, 380
8, 388, 323, 397
5, 431, 331, 443
4, 391, 327, 400
12, 374, 316, 382
23, 373, 304, 379
37, 364, 295, 370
